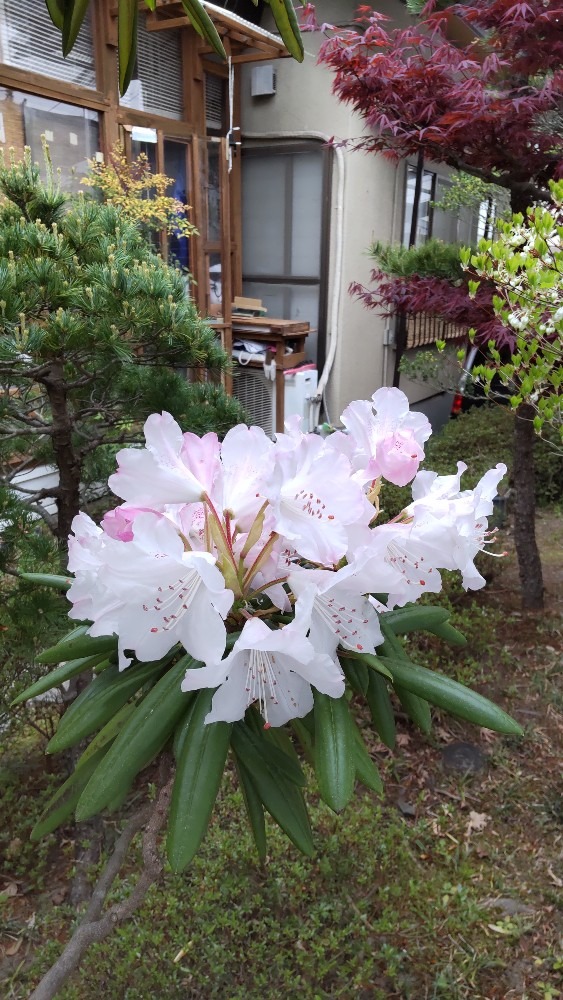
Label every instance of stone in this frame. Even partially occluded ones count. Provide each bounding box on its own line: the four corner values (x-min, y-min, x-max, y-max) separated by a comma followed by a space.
440, 741, 488, 775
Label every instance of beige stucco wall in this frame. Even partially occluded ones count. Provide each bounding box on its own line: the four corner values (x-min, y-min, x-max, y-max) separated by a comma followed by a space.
241, 0, 417, 421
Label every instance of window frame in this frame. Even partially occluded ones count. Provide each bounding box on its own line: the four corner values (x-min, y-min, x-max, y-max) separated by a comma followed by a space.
241, 139, 332, 370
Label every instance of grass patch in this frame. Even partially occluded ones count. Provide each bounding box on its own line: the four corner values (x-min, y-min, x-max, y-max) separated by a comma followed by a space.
1, 518, 562, 1000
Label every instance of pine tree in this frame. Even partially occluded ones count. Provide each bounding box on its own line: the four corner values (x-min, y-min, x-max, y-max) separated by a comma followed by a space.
0, 149, 243, 553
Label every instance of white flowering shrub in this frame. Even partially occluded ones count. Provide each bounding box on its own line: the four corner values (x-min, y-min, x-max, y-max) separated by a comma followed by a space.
462, 179, 563, 442
17, 389, 520, 867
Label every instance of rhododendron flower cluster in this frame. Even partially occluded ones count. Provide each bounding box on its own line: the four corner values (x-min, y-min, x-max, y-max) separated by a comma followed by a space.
67, 388, 506, 729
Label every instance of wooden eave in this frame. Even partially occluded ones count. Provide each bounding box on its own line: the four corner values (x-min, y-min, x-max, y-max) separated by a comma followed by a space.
144, 0, 289, 63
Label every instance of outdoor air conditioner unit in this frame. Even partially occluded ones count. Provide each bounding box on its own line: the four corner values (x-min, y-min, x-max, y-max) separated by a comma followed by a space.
232, 364, 318, 437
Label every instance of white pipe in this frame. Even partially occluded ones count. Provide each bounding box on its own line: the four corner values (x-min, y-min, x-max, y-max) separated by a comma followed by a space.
383, 160, 403, 387
241, 130, 346, 427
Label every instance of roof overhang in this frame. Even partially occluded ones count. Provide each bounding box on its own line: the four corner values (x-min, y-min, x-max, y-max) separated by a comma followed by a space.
145, 1, 289, 63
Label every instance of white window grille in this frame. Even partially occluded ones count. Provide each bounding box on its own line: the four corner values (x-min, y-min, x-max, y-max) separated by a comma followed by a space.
0, 0, 96, 88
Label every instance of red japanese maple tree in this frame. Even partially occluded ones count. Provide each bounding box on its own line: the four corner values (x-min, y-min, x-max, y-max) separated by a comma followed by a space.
319, 0, 563, 609
319, 1, 563, 211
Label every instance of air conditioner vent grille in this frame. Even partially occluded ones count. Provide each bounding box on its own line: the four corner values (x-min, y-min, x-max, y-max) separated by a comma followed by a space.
232, 367, 275, 437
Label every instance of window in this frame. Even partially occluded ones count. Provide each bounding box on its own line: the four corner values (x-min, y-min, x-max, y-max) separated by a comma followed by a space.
403, 164, 488, 247
0, 0, 96, 89
242, 144, 329, 364
120, 14, 183, 120
0, 88, 99, 193
403, 165, 435, 246
205, 73, 226, 136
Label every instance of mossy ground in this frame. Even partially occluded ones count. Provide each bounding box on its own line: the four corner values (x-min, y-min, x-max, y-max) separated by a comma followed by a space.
1, 514, 561, 1000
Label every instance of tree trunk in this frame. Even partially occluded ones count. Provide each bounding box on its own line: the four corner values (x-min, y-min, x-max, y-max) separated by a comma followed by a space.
42, 362, 101, 899
512, 404, 544, 610
42, 359, 82, 547
506, 190, 544, 611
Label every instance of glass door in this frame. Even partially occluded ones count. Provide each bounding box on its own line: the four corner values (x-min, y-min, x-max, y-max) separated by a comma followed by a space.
163, 139, 191, 275
191, 136, 232, 388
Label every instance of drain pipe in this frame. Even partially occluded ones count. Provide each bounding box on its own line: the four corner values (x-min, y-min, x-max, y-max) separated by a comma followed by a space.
241, 130, 346, 428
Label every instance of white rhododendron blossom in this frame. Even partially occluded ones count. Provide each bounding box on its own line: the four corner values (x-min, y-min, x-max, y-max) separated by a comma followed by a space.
66, 390, 506, 727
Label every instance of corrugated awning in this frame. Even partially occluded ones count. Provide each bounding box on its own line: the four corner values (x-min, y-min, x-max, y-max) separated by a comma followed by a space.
145, 1, 289, 63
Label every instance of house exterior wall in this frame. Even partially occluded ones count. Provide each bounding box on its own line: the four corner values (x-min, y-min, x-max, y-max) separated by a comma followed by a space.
240, 0, 416, 421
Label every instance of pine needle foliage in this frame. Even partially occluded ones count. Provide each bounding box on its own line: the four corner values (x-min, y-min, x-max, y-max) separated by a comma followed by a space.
368, 239, 466, 281
0, 149, 244, 549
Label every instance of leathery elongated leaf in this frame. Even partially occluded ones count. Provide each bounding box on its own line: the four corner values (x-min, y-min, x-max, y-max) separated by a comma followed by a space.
266, 0, 304, 61
313, 692, 355, 813
426, 620, 467, 647
382, 605, 467, 646
291, 717, 315, 764
118, 0, 139, 96
395, 684, 432, 734
365, 670, 396, 749
179, 0, 225, 58
382, 605, 450, 633
74, 702, 136, 769
375, 656, 523, 735
352, 728, 383, 795
47, 656, 171, 753
76, 655, 196, 821
378, 625, 432, 735
231, 724, 314, 856
244, 710, 306, 786
62, 0, 90, 56
343, 658, 370, 697
45, 0, 65, 30
11, 652, 109, 706
37, 628, 117, 666
235, 758, 267, 861
167, 690, 232, 872
31, 744, 110, 841
19, 572, 71, 591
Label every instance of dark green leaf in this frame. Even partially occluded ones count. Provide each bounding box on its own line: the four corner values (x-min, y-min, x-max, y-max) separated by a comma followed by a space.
178, 0, 226, 59
19, 572, 71, 591
11, 651, 109, 706
352, 728, 383, 795
235, 758, 267, 861
243, 711, 306, 786
365, 670, 396, 749
291, 717, 315, 763
395, 684, 432, 734
426, 621, 467, 647
343, 658, 370, 696
62, 0, 90, 56
47, 656, 171, 753
76, 655, 196, 821
266, 0, 304, 61
378, 656, 523, 735
31, 744, 109, 841
45, 0, 65, 30
118, 0, 139, 96
313, 692, 355, 812
381, 605, 467, 647
75, 702, 136, 767
167, 690, 232, 872
231, 724, 314, 856
37, 629, 117, 665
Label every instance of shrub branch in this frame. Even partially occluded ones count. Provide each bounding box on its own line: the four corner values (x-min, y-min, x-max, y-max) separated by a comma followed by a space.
29, 764, 173, 1000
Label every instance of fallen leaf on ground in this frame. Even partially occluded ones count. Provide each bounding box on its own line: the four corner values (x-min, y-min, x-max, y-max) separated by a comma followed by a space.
4, 937, 23, 955
465, 811, 489, 841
